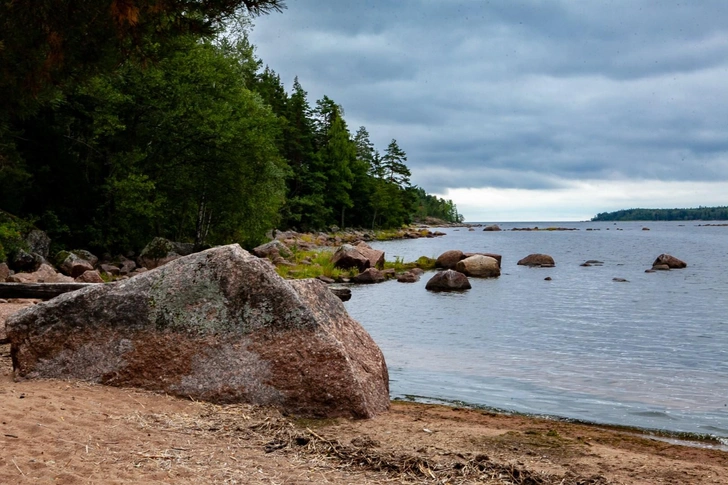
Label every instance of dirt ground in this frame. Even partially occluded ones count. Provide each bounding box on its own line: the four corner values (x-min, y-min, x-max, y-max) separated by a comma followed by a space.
2, 301, 728, 484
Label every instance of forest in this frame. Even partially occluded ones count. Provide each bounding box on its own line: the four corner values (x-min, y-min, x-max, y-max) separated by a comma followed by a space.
0, 0, 461, 256
592, 207, 728, 221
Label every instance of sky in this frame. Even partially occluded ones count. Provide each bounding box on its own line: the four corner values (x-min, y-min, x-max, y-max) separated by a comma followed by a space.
248, 1, 728, 221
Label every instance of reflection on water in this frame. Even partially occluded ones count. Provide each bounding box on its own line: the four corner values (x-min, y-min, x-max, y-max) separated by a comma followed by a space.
343, 221, 728, 438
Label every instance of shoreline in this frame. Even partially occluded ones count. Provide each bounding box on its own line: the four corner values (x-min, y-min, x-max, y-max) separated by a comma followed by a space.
3, 301, 728, 483
393, 395, 728, 452
391, 395, 728, 453
2, 351, 728, 484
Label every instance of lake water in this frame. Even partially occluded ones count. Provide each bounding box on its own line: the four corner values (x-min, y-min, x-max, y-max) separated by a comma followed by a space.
343, 221, 728, 442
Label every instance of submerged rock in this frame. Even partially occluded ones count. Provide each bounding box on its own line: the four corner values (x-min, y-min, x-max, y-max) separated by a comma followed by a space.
397, 271, 420, 283
7, 244, 389, 419
351, 268, 385, 284
517, 254, 555, 268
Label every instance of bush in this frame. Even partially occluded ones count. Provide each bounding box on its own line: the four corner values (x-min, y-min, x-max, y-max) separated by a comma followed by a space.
0, 220, 26, 263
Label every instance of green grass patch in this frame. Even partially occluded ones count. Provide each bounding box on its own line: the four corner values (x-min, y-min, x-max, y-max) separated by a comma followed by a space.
383, 255, 436, 272
275, 248, 356, 280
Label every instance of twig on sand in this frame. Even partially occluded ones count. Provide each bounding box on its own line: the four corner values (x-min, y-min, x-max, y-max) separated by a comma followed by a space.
12, 457, 25, 476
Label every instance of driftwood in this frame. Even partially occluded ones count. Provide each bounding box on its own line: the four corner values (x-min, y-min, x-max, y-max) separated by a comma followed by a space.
0, 283, 96, 300
0, 282, 352, 302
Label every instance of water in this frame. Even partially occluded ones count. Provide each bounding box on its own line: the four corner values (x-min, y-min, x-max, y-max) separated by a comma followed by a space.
343, 221, 728, 439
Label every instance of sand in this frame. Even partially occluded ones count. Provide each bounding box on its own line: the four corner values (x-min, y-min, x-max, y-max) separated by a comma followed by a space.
2, 300, 728, 484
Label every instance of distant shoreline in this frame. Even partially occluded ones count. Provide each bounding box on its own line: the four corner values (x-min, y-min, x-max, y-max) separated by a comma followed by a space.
592, 206, 728, 221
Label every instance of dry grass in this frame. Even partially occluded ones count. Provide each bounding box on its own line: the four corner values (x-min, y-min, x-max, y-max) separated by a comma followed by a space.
120, 402, 611, 485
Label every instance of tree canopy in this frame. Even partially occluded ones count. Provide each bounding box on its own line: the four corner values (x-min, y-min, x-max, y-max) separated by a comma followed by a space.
0, 4, 461, 257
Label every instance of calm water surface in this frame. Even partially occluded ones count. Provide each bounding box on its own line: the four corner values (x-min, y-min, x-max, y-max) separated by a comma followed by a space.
343, 221, 728, 439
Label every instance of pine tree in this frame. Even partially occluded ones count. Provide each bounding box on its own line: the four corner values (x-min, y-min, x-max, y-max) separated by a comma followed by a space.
381, 139, 411, 188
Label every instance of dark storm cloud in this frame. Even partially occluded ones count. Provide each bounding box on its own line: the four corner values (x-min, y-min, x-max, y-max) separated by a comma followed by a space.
250, 0, 728, 193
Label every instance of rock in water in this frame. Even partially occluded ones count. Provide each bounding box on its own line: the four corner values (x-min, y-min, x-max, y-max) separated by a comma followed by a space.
455, 255, 501, 278
652, 254, 686, 269
7, 244, 389, 419
517, 254, 556, 267
435, 250, 465, 269
425, 270, 471, 291
351, 268, 385, 284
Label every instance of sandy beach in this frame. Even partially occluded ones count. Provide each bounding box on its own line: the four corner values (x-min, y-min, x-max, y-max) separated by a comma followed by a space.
2, 300, 728, 484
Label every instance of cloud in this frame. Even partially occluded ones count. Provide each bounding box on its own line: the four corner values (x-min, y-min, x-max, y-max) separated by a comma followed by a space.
250, 1, 728, 219
441, 180, 728, 222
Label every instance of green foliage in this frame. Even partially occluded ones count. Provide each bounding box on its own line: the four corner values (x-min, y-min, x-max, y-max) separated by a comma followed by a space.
383, 255, 436, 272
0, 212, 30, 263
381, 139, 411, 188
0, 7, 461, 254
410, 187, 463, 223
592, 207, 728, 221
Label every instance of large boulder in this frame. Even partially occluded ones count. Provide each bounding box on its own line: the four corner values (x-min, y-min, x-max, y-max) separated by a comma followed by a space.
7, 244, 389, 419
7, 263, 74, 283
355, 242, 385, 269
137, 237, 195, 270
425, 270, 471, 292
455, 255, 501, 278
483, 225, 501, 231
517, 254, 555, 267
252, 240, 292, 260
435, 250, 465, 269
653, 254, 686, 269
331, 244, 371, 272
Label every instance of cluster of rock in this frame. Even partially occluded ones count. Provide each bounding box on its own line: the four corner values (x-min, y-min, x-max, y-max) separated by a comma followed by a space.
6, 245, 390, 418
0, 235, 191, 285
511, 227, 578, 231
252, 237, 429, 286
424, 249, 503, 291
267, 226, 445, 252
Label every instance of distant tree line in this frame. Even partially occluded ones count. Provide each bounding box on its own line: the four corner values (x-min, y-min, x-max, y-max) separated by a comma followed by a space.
0, 1, 460, 255
592, 207, 728, 221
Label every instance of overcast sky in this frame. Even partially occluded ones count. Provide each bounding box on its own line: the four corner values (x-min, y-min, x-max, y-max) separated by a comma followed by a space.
249, 1, 728, 221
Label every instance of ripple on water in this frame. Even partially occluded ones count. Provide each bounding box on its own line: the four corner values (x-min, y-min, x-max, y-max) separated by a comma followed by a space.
345, 221, 728, 437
